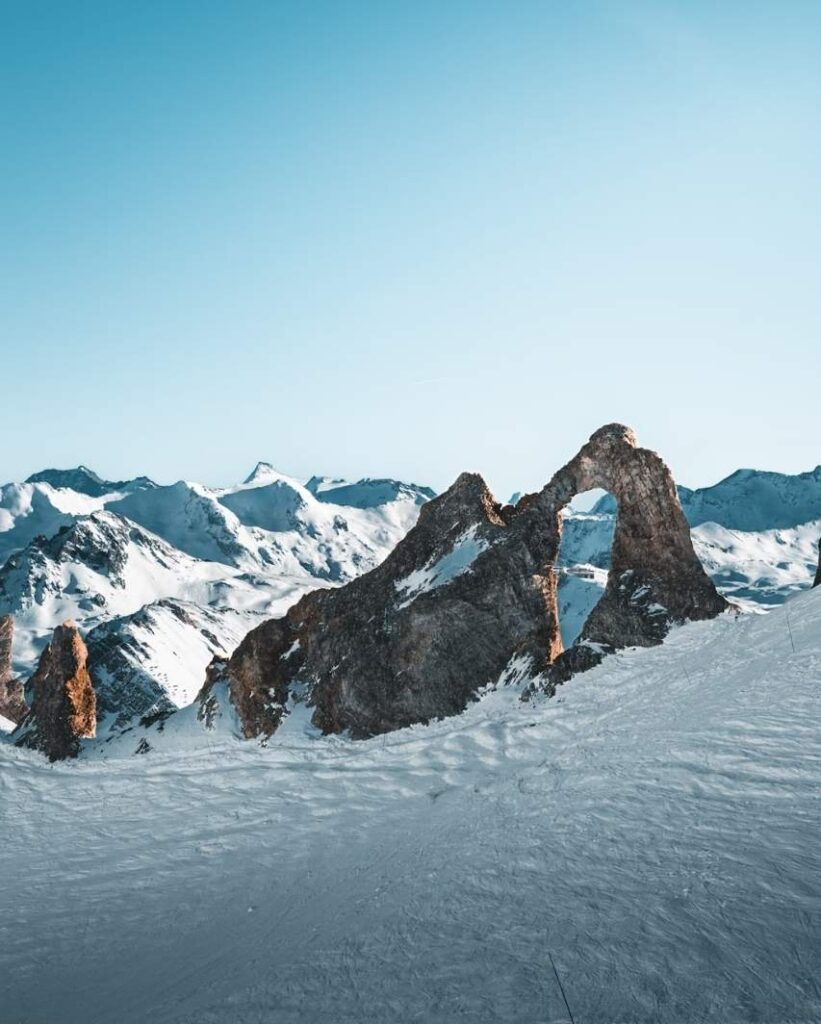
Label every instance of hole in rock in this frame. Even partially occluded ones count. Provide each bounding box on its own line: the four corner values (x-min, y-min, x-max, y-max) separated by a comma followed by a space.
556, 488, 616, 647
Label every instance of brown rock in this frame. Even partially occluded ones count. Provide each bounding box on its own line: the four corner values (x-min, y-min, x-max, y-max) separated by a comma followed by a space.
14, 620, 96, 760
0, 615, 28, 725
202, 425, 728, 741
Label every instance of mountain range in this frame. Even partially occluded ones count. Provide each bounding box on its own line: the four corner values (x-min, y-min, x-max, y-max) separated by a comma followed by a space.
1, 459, 819, 734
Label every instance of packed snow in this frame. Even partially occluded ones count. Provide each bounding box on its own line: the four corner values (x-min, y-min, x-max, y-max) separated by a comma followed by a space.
395, 525, 490, 608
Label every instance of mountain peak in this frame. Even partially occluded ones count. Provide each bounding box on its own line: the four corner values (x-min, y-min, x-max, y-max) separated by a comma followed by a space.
243, 462, 287, 485
25, 466, 156, 498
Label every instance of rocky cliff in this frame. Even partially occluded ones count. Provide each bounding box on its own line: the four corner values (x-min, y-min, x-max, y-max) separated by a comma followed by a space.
14, 621, 97, 760
201, 424, 728, 740
0, 615, 28, 724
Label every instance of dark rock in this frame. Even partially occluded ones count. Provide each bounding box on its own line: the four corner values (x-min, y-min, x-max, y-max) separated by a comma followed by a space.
201, 425, 728, 741
14, 621, 97, 760
0, 615, 28, 724
814, 539, 821, 588
531, 423, 728, 650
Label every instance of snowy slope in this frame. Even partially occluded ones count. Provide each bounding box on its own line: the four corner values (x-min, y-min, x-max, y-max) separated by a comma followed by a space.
682, 466, 821, 529
305, 474, 435, 509
0, 481, 105, 563
87, 599, 262, 726
2, 591, 819, 1023
0, 511, 230, 676
107, 471, 426, 580
25, 464, 157, 498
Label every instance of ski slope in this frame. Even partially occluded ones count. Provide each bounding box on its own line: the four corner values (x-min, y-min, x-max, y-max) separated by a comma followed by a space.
2, 589, 819, 1023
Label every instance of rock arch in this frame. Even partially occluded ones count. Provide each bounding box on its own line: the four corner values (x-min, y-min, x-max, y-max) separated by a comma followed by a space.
514, 423, 727, 672
203, 424, 728, 741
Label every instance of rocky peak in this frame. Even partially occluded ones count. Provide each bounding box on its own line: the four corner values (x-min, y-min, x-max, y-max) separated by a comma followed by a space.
0, 615, 28, 724
199, 424, 727, 743
14, 620, 97, 760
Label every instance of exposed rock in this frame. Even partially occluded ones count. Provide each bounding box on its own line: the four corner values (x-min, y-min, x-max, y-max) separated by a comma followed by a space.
814, 539, 821, 588
14, 621, 96, 760
532, 423, 728, 665
0, 615, 28, 724
201, 424, 728, 741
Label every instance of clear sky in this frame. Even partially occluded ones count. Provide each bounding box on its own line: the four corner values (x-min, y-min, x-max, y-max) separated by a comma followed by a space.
2, 1, 819, 499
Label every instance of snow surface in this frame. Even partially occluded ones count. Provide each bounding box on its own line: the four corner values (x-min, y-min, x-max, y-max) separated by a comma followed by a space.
2, 592, 820, 1022
395, 525, 490, 608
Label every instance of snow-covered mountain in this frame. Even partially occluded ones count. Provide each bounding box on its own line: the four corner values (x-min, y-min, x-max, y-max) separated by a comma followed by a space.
590, 464, 821, 530
25, 465, 157, 498
87, 599, 261, 728
305, 474, 435, 509
0, 480, 105, 563
0, 465, 435, 708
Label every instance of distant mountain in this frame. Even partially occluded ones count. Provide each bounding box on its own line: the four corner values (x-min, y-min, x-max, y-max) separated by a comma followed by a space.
0, 465, 434, 711
109, 471, 424, 579
0, 481, 106, 563
305, 475, 436, 509
681, 467, 821, 530
590, 466, 821, 530
87, 599, 260, 728
25, 465, 156, 498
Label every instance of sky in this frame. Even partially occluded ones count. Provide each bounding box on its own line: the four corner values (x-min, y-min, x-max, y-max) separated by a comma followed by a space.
2, 0, 820, 500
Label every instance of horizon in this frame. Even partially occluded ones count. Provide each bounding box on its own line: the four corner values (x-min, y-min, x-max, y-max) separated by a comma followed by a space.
10, 432, 821, 500
3, 1, 820, 499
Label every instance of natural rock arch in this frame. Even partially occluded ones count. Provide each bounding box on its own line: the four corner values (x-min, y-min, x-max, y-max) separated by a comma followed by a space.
202, 424, 728, 741
515, 423, 727, 670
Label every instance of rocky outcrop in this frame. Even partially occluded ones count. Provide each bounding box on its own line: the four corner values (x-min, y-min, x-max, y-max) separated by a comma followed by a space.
200, 424, 728, 741
530, 424, 728, 677
0, 615, 28, 724
14, 621, 96, 760
814, 539, 821, 588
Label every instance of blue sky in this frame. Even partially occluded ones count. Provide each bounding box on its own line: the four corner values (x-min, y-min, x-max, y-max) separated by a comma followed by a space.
2, 1, 819, 498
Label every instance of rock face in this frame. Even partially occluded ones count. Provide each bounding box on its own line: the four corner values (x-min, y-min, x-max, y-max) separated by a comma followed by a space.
815, 539, 821, 588
14, 621, 96, 760
202, 424, 728, 741
0, 615, 28, 724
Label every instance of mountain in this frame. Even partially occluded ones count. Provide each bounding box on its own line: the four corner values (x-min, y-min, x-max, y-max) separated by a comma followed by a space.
87, 599, 262, 729
0, 465, 434, 714
0, 481, 104, 563
108, 472, 425, 580
25, 465, 156, 499
0, 511, 226, 624
590, 465, 821, 530
3, 585, 819, 1022
305, 475, 436, 509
